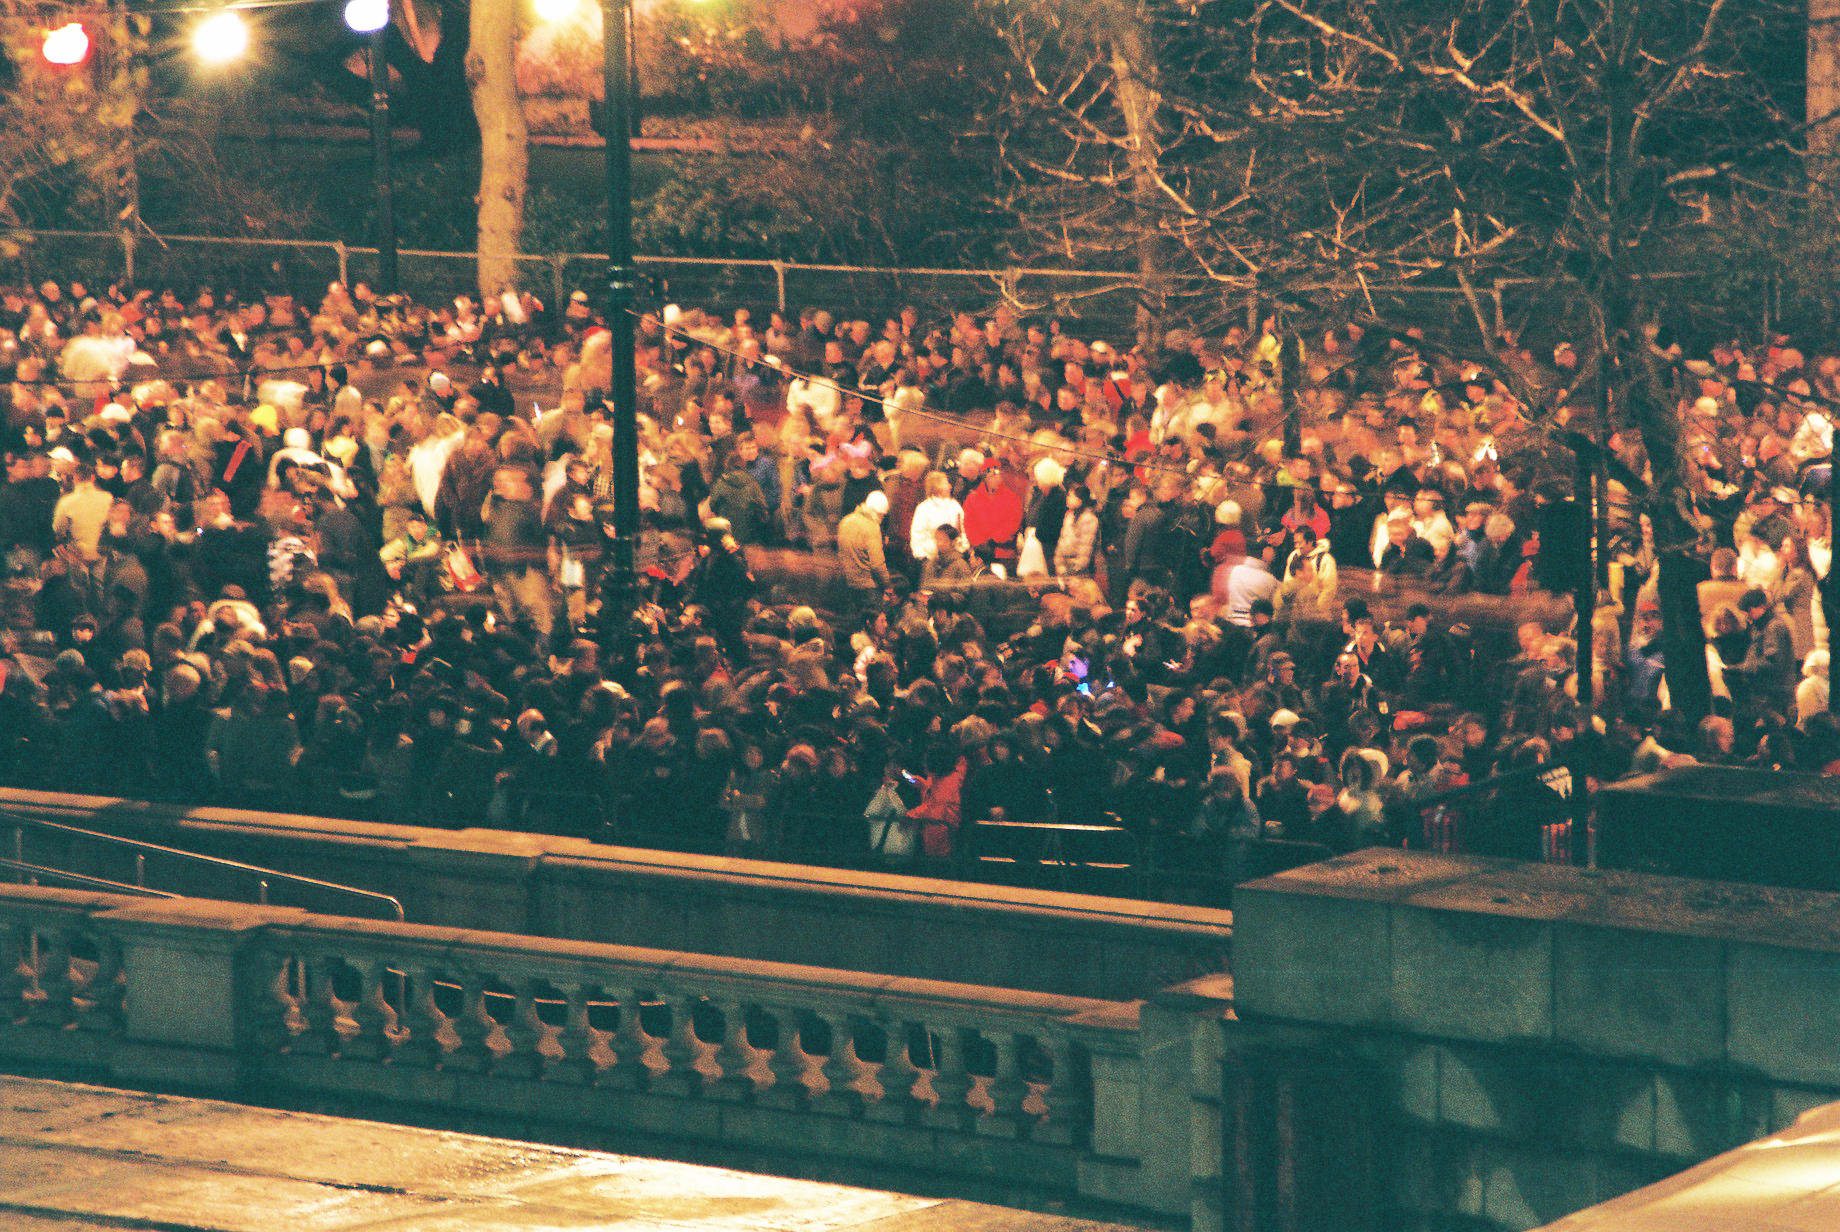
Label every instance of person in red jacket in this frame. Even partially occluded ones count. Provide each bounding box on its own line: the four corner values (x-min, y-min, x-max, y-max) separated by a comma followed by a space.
908, 744, 968, 859
962, 461, 1023, 569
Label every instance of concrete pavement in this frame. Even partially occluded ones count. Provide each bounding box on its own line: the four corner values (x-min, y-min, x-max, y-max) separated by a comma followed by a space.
0, 1075, 1150, 1232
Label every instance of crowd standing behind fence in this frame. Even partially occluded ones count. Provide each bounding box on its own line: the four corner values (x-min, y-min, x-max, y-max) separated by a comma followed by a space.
0, 271, 1832, 900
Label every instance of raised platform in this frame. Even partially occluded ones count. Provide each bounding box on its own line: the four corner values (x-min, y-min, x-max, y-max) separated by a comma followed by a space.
0, 1075, 1150, 1231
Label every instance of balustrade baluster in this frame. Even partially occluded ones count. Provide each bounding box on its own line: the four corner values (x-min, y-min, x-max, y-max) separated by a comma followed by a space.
978, 1030, 1033, 1135
448, 974, 500, 1071
711, 997, 766, 1100
816, 1011, 874, 1115
865, 1019, 928, 1124
257, 956, 302, 1051
1036, 1037, 1090, 1146
547, 982, 609, 1083
341, 959, 400, 1059
1, 922, 29, 1016
655, 994, 715, 1096
77, 934, 122, 1030
393, 965, 451, 1067
760, 1006, 819, 1108
493, 977, 552, 1078
294, 954, 351, 1055
923, 1026, 980, 1129
607, 988, 662, 1089
26, 926, 74, 1026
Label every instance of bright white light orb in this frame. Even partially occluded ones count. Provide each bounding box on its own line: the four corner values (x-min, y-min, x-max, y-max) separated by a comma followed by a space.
193, 11, 249, 64
534, 0, 580, 23
41, 22, 90, 65
344, 0, 388, 34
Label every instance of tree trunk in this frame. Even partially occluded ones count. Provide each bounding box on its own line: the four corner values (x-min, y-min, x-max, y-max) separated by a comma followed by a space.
1656, 547, 1712, 722
467, 0, 528, 297
1811, 0, 1840, 178
1629, 362, 1713, 722
1095, 0, 1166, 351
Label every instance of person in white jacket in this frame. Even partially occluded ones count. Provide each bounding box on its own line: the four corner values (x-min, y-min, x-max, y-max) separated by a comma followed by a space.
910, 471, 969, 562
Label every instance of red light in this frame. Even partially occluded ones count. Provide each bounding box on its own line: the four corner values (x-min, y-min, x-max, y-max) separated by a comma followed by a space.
42, 22, 91, 65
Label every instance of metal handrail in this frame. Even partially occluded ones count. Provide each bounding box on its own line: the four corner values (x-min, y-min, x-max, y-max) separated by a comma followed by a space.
1408, 765, 1550, 813
0, 857, 178, 898
5, 812, 404, 922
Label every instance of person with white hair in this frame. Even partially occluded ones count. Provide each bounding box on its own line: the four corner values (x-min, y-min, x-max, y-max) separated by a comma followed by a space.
1018, 456, 1067, 578
910, 471, 969, 563
837, 489, 892, 610
786, 367, 841, 431
1797, 649, 1830, 727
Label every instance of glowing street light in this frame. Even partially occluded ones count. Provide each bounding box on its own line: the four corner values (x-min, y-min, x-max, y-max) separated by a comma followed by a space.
193, 11, 249, 64
41, 21, 90, 65
533, 0, 580, 22
343, 0, 388, 33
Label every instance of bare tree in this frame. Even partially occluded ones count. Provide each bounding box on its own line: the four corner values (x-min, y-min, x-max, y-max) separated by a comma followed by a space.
0, 5, 143, 245
1254, 0, 1802, 717
984, 0, 1804, 718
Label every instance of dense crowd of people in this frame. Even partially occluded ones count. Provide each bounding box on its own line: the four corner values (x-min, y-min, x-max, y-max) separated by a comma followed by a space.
0, 275, 1833, 892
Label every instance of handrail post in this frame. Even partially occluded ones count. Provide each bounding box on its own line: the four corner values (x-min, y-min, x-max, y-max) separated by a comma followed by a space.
771, 259, 787, 314
335, 240, 349, 289
2, 812, 403, 922
135, 852, 145, 888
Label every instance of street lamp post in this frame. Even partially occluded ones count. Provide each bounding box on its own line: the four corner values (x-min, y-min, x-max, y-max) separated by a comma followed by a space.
367, 19, 397, 292
602, 0, 640, 670
344, 0, 397, 293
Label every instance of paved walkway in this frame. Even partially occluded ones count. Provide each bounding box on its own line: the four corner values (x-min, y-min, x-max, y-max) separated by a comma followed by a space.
0, 1076, 1146, 1232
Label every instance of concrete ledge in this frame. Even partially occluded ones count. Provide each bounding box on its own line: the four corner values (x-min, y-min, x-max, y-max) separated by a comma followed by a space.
1233, 850, 1840, 1090
1, 788, 1229, 1001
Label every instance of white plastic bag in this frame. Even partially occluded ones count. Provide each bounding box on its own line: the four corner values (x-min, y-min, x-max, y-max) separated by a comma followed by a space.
1016, 528, 1048, 578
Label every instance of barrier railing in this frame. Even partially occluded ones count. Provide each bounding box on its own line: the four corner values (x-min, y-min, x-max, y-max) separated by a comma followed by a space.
7, 227, 1782, 338
5, 811, 405, 921
0, 883, 1162, 1209
3, 226, 1504, 334
1410, 765, 1579, 865
258, 915, 1113, 1141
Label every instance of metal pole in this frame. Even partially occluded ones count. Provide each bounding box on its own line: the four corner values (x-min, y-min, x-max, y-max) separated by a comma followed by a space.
368, 20, 398, 294
603, 0, 640, 676
627, 0, 641, 140
1573, 448, 1596, 866
1827, 444, 1840, 715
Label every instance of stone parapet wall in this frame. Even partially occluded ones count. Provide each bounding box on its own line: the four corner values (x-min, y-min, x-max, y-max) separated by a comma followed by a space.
0, 788, 1230, 1002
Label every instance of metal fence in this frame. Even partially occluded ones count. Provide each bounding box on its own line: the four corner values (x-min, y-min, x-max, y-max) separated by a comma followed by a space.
4, 227, 1166, 332
4, 226, 1787, 341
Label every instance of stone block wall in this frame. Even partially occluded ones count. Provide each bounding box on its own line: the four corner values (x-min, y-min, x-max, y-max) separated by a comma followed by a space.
1228, 851, 1840, 1231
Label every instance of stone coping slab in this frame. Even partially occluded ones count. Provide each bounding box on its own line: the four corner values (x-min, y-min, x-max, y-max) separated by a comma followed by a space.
1239, 849, 1840, 949
0, 1075, 1153, 1231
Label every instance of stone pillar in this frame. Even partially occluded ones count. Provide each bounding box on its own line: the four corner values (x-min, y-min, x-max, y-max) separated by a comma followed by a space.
97, 901, 295, 1093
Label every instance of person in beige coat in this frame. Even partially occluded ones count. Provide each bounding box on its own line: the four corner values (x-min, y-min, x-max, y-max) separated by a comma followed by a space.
837, 490, 891, 613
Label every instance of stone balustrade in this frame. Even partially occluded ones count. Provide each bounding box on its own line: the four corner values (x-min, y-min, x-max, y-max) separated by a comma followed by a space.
255, 917, 1115, 1146
0, 886, 125, 1036
0, 883, 1222, 1221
